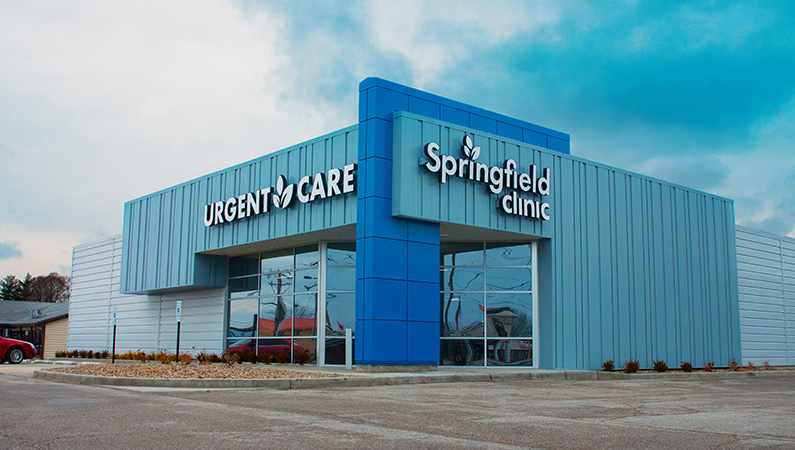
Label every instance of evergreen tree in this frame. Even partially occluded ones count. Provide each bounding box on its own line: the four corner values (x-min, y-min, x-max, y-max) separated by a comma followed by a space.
20, 273, 33, 300
0, 275, 24, 300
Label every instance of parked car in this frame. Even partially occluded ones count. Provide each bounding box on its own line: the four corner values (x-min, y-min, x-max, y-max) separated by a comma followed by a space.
0, 337, 37, 364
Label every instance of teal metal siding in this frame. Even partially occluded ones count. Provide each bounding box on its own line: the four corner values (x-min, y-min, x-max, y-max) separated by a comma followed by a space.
121, 126, 358, 294
393, 112, 741, 369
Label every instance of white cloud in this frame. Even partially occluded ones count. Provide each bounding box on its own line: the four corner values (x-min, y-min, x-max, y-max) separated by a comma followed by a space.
361, 0, 561, 86
0, 1, 353, 277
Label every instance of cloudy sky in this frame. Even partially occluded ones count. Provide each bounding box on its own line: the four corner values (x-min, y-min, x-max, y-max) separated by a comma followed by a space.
1, 1, 793, 278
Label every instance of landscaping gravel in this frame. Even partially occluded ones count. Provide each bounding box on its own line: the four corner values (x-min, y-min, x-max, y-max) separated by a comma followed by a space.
49, 363, 343, 379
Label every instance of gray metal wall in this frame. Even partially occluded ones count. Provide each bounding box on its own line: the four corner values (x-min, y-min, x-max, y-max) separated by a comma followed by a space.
69, 236, 225, 355
736, 226, 795, 365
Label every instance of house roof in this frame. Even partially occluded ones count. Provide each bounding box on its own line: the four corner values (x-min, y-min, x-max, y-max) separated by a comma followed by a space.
0, 300, 69, 326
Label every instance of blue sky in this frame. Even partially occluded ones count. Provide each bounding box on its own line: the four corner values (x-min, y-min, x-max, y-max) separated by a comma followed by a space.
0, 1, 793, 277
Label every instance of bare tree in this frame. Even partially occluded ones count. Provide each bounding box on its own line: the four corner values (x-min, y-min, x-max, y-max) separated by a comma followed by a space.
26, 273, 70, 302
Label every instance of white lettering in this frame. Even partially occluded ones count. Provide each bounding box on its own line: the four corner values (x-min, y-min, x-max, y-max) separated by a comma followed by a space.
297, 175, 311, 203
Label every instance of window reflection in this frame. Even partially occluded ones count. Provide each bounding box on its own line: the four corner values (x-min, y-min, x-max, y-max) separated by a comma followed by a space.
228, 299, 258, 338
227, 242, 355, 365
440, 267, 483, 291
327, 242, 356, 266
441, 293, 484, 337
261, 273, 294, 295
487, 339, 532, 366
326, 293, 355, 335
440, 242, 535, 367
326, 267, 355, 292
441, 242, 483, 266
441, 339, 484, 366
485, 267, 532, 291
485, 243, 532, 266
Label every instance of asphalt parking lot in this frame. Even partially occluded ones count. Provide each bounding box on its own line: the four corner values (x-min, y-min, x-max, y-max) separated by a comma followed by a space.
1, 362, 794, 449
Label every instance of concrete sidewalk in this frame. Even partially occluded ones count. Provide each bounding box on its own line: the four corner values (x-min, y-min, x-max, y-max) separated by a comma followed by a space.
16, 360, 795, 390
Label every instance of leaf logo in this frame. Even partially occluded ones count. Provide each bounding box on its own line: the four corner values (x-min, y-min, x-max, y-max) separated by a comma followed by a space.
461, 135, 480, 160
272, 175, 295, 209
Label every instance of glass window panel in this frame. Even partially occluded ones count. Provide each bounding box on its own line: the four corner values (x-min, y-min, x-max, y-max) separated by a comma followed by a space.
259, 296, 291, 337
295, 244, 319, 269
227, 338, 255, 354
441, 293, 484, 337
441, 242, 483, 266
485, 243, 533, 266
485, 267, 532, 291
327, 242, 356, 266
261, 272, 294, 295
294, 338, 317, 364
485, 293, 532, 337
229, 276, 258, 299
325, 293, 355, 336
256, 338, 292, 360
486, 339, 532, 366
229, 255, 260, 277
440, 339, 484, 366
326, 267, 355, 292
261, 248, 293, 273
294, 268, 319, 293
440, 267, 484, 291
228, 299, 258, 338
324, 338, 348, 365
292, 294, 317, 337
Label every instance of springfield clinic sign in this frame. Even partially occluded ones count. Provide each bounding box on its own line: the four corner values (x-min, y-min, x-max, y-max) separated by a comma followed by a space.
203, 163, 357, 227
423, 136, 551, 220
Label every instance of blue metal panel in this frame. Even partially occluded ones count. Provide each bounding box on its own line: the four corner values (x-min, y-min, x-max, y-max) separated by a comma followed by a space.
356, 78, 568, 366
121, 125, 358, 294
391, 111, 739, 369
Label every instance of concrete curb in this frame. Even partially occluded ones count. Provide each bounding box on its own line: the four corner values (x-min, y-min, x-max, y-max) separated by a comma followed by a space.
33, 367, 795, 390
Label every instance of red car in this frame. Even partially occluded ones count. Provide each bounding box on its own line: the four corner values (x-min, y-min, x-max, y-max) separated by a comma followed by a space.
0, 337, 37, 364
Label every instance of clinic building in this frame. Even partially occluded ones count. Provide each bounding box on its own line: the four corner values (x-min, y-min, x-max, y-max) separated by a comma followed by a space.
67, 78, 756, 370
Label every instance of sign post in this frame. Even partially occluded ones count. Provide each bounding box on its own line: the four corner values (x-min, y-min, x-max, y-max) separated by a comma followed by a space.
111, 307, 117, 364
175, 301, 182, 358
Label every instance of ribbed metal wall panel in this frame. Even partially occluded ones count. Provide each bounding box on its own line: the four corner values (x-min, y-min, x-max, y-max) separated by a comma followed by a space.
736, 226, 795, 365
393, 112, 740, 369
69, 236, 226, 354
121, 126, 358, 294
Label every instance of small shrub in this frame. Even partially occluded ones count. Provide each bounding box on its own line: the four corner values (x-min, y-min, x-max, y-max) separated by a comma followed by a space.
294, 349, 312, 365
702, 361, 715, 372
134, 350, 148, 363
680, 361, 693, 372
222, 351, 241, 366
78, 350, 88, 358
763, 361, 773, 371
178, 353, 192, 365
729, 359, 739, 371
257, 352, 274, 364
747, 362, 757, 371
210, 353, 222, 363
623, 359, 640, 374
652, 359, 668, 373
158, 351, 173, 364
100, 350, 110, 359
87, 350, 95, 359
69, 350, 79, 358
274, 351, 290, 364
602, 360, 615, 371
241, 351, 257, 364
197, 351, 212, 365
55, 350, 66, 358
